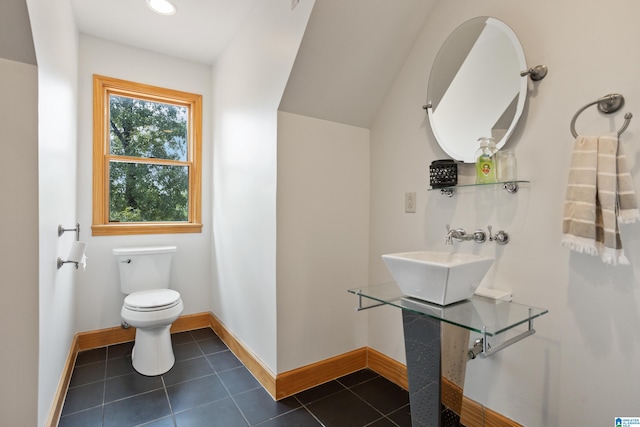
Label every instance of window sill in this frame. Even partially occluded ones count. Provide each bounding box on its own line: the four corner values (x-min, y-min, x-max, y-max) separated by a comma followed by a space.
91, 223, 203, 236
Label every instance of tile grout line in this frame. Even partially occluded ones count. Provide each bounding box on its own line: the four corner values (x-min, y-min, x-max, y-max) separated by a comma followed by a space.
225, 383, 252, 426
200, 338, 253, 427
101, 350, 107, 427
342, 376, 409, 427
344, 386, 391, 424
160, 376, 178, 427
292, 395, 327, 427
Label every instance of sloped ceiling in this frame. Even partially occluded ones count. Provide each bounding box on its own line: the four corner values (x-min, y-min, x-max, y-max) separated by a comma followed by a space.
69, 0, 435, 129
1, 0, 36, 65
70, 0, 258, 64
279, 0, 436, 129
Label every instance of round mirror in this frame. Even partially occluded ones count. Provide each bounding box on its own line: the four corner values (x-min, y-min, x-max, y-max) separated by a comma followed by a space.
426, 17, 527, 163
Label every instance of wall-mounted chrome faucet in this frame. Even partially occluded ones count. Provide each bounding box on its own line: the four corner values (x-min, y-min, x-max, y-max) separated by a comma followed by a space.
445, 224, 509, 245
445, 225, 486, 245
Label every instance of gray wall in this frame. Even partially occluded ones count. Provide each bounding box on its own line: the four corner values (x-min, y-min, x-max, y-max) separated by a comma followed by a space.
0, 1, 39, 425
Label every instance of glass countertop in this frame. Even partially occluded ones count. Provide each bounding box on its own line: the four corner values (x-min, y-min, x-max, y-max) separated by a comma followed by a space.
348, 282, 548, 337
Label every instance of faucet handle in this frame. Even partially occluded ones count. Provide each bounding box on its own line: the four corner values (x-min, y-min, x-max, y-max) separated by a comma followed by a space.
473, 229, 487, 243
495, 230, 509, 245
445, 224, 453, 245
488, 225, 509, 245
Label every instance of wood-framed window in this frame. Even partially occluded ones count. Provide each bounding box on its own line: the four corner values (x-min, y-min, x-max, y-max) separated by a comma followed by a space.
92, 75, 202, 236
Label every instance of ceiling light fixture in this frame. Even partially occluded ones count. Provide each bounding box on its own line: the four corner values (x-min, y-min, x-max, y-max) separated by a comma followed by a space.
146, 0, 177, 16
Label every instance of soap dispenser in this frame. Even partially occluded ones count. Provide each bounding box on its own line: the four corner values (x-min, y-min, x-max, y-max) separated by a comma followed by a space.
475, 137, 497, 184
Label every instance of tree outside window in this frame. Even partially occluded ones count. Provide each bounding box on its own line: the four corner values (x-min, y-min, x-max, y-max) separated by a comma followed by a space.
92, 75, 202, 236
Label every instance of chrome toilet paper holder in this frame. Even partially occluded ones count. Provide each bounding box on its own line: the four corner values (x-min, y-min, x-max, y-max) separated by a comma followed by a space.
58, 223, 80, 241
57, 223, 86, 269
57, 257, 80, 270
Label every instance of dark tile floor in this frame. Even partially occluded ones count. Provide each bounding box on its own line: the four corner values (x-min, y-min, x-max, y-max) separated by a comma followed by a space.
59, 328, 464, 427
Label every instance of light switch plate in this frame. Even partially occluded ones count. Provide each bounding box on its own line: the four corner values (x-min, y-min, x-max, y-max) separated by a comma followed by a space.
405, 192, 416, 213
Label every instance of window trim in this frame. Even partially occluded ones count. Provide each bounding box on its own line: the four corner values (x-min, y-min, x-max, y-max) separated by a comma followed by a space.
92, 74, 203, 236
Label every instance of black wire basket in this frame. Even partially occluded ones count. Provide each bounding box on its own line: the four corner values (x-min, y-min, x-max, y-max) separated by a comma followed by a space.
429, 159, 457, 188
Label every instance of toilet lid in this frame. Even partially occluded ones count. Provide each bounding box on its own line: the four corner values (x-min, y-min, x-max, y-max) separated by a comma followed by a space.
124, 289, 181, 312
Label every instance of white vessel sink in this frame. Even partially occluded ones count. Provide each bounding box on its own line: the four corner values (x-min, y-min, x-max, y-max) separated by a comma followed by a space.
382, 251, 494, 306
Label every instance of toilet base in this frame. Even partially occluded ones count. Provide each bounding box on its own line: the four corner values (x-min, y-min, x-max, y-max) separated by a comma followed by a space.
131, 324, 175, 376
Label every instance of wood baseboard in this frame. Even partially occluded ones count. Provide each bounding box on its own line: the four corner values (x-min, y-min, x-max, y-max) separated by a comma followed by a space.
275, 348, 367, 399
76, 324, 135, 351
52, 311, 522, 427
45, 335, 78, 427
366, 347, 408, 390
461, 397, 486, 427
484, 407, 523, 427
75, 312, 210, 350
207, 313, 277, 398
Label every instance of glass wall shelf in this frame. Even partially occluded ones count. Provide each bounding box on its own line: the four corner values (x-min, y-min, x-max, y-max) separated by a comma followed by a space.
428, 180, 530, 196
348, 282, 547, 337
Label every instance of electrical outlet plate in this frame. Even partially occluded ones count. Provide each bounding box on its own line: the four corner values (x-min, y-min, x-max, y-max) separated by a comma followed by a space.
405, 192, 416, 213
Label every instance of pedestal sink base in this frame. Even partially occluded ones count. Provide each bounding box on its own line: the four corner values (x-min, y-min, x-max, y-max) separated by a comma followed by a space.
403, 310, 442, 427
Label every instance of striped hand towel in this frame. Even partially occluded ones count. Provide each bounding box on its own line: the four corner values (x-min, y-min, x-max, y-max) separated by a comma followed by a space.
562, 135, 640, 265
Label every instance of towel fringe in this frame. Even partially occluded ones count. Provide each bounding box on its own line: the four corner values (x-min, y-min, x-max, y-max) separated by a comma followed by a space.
600, 247, 631, 266
561, 235, 599, 256
562, 235, 630, 265
618, 209, 640, 224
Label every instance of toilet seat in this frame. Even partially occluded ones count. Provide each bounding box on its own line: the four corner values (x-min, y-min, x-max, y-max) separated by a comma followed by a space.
124, 289, 181, 312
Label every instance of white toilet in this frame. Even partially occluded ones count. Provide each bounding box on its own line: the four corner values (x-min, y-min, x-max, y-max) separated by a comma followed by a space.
113, 246, 184, 376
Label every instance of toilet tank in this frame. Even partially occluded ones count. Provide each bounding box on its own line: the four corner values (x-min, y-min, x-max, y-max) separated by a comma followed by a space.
113, 246, 177, 294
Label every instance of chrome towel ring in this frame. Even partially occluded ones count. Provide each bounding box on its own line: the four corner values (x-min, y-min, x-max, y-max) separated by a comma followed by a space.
570, 93, 633, 138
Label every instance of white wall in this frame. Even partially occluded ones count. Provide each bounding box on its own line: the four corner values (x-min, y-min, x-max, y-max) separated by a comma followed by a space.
369, 0, 640, 425
211, 0, 315, 374
276, 112, 370, 372
0, 57, 39, 427
75, 35, 213, 332
25, 0, 80, 423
